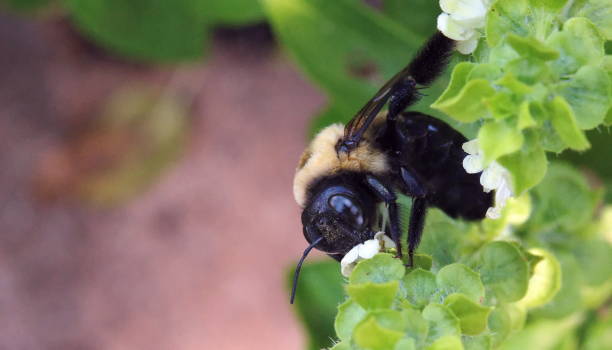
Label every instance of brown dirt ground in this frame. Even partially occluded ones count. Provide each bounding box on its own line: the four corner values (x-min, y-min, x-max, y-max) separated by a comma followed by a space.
0, 13, 329, 350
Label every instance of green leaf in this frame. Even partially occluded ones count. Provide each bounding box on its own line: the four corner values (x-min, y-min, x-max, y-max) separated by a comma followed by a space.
2, 0, 50, 11
573, 238, 612, 286
538, 122, 567, 153
65, 0, 208, 62
413, 254, 434, 271
444, 293, 492, 335
516, 248, 561, 309
350, 253, 405, 284
506, 57, 551, 85
402, 308, 430, 347
263, 0, 442, 125
488, 303, 527, 345
347, 281, 399, 310
370, 309, 408, 333
335, 299, 367, 342
486, 0, 530, 47
498, 138, 547, 194
463, 335, 492, 350
422, 304, 461, 344
530, 0, 568, 11
395, 338, 417, 350
549, 96, 590, 151
431, 79, 496, 122
557, 65, 612, 130
419, 210, 470, 268
504, 304, 527, 332
483, 92, 518, 120
529, 162, 599, 232
547, 17, 605, 76
499, 316, 582, 350
432, 62, 476, 108
516, 101, 537, 130
488, 43, 521, 68
496, 74, 534, 96
290, 261, 345, 350
402, 268, 437, 308
478, 121, 524, 163
506, 194, 532, 225
572, 0, 612, 40
436, 264, 485, 302
488, 307, 512, 346
531, 253, 583, 319
354, 317, 404, 350
474, 241, 529, 303
467, 64, 504, 82
506, 34, 559, 61
201, 0, 264, 25
382, 0, 439, 37
426, 335, 464, 350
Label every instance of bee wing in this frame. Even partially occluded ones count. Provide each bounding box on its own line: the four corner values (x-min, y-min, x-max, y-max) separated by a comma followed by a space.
343, 65, 412, 147
343, 31, 453, 149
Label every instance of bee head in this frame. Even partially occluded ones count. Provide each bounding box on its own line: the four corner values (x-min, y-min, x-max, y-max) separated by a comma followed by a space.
291, 180, 377, 304
301, 183, 377, 257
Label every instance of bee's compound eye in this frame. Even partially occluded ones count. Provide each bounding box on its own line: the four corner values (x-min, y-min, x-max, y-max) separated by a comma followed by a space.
328, 194, 365, 227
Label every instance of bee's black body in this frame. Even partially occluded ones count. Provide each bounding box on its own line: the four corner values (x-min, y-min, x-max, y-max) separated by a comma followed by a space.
378, 111, 492, 220
291, 32, 493, 303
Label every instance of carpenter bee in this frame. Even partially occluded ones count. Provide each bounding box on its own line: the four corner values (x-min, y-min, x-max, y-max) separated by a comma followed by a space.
290, 32, 493, 303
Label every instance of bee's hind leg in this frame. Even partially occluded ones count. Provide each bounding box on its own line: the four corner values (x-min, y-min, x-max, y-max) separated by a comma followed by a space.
407, 197, 428, 267
399, 167, 428, 267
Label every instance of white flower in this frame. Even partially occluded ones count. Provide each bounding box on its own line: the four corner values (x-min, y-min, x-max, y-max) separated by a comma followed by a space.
340, 232, 396, 277
437, 0, 490, 54
462, 139, 514, 219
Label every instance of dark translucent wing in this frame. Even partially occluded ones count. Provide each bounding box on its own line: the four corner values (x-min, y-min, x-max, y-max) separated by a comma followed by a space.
343, 65, 412, 146
342, 32, 454, 150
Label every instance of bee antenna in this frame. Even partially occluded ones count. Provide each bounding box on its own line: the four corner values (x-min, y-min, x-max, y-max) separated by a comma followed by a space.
290, 236, 324, 304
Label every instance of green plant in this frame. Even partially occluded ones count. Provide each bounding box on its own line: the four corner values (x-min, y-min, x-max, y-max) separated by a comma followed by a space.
1, 0, 266, 62
269, 0, 612, 349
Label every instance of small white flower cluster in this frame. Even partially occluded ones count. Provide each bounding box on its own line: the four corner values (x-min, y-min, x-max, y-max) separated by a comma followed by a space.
340, 232, 396, 277
462, 139, 514, 219
437, 0, 490, 54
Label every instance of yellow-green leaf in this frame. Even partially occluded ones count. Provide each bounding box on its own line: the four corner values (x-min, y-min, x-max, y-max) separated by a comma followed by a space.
549, 96, 590, 151
431, 79, 496, 122
478, 121, 524, 163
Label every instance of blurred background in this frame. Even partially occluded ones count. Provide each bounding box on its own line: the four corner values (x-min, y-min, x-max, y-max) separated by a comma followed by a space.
0, 1, 331, 349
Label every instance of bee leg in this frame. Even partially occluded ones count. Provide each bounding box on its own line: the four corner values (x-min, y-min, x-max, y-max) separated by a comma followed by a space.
364, 175, 403, 259
407, 197, 427, 267
387, 82, 420, 124
399, 167, 428, 267
387, 32, 455, 124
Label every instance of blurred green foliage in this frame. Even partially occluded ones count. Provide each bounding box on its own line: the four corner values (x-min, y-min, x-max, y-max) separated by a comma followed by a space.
2, 0, 50, 11
289, 261, 345, 350
263, 0, 474, 138
1, 0, 266, 62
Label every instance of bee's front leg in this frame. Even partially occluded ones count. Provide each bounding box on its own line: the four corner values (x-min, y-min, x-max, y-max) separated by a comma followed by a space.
364, 175, 403, 260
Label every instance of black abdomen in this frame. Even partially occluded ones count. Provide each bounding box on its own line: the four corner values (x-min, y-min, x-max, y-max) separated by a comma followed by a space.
380, 111, 493, 220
